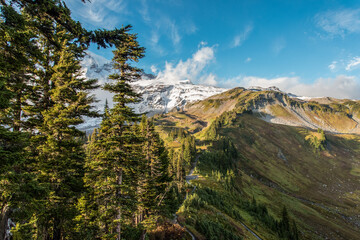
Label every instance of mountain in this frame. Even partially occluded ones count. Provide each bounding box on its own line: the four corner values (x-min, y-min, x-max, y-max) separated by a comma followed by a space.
81, 52, 226, 115
154, 87, 360, 240
168, 87, 360, 134
78, 52, 226, 131
129, 77, 226, 115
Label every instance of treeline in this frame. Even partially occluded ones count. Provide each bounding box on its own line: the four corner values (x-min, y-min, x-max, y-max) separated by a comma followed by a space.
188, 135, 299, 239
181, 185, 299, 240
247, 198, 299, 240
205, 107, 250, 140
197, 137, 237, 173
0, 1, 177, 239
179, 192, 242, 240
168, 128, 196, 185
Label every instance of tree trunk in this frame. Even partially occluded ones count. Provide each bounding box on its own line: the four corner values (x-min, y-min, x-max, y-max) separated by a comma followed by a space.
13, 92, 22, 132
0, 204, 9, 240
53, 216, 61, 240
116, 168, 123, 240
139, 230, 146, 240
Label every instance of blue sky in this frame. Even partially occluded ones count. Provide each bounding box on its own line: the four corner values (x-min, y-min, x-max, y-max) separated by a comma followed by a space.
67, 0, 360, 99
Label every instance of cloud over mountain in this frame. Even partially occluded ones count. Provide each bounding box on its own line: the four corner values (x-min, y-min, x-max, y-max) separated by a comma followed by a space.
155, 45, 216, 85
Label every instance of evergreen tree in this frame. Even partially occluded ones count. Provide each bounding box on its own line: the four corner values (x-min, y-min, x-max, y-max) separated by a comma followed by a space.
33, 30, 98, 239
182, 138, 192, 169
0, 5, 43, 238
84, 29, 145, 239
0, 4, 39, 131
0, 76, 29, 238
0, 0, 146, 238
136, 116, 170, 231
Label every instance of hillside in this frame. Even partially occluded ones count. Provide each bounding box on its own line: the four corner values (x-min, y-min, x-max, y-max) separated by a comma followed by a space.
154, 87, 360, 240
157, 87, 360, 134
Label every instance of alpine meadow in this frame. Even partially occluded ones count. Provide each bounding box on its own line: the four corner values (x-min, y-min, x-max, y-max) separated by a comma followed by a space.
1, 1, 360, 240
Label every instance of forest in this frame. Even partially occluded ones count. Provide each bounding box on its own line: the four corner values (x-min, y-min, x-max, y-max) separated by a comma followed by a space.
1, 1, 302, 240
0, 0, 192, 239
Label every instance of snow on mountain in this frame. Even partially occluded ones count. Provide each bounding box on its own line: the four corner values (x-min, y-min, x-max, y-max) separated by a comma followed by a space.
78, 52, 227, 131
129, 77, 226, 115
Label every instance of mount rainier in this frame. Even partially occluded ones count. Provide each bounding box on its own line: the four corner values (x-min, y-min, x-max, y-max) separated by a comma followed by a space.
78, 52, 226, 131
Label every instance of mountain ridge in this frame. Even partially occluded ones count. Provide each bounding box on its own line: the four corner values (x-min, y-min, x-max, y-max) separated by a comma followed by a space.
81, 52, 360, 136
178, 87, 360, 135
153, 86, 360, 240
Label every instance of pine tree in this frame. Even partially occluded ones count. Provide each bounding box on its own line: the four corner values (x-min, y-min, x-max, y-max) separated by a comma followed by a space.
0, 5, 42, 238
0, 76, 29, 238
136, 116, 170, 231
0, 1, 146, 238
33, 30, 98, 239
183, 138, 192, 169
0, 4, 39, 131
84, 29, 145, 239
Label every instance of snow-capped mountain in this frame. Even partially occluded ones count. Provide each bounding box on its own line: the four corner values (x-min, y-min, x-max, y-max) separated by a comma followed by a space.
81, 52, 226, 114
78, 52, 226, 131
129, 77, 226, 115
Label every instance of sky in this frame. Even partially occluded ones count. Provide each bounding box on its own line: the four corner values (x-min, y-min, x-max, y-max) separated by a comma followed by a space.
67, 0, 360, 99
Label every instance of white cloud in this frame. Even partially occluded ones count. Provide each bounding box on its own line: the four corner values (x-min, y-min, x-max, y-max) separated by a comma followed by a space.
289, 75, 360, 99
149, 30, 166, 55
346, 57, 360, 71
199, 73, 217, 86
67, 0, 127, 29
66, 0, 128, 29
145, 17, 185, 53
155, 45, 217, 85
232, 24, 253, 48
139, 0, 151, 22
272, 37, 286, 55
186, 22, 198, 34
221, 74, 360, 99
150, 65, 158, 74
169, 21, 181, 46
328, 61, 337, 71
199, 41, 208, 47
245, 57, 252, 63
315, 8, 360, 37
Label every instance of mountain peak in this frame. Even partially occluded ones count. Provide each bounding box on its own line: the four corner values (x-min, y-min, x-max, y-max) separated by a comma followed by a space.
248, 86, 282, 92
78, 52, 227, 131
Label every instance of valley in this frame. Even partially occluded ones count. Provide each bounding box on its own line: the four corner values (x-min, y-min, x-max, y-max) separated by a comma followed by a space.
154, 87, 360, 240
3, 1, 360, 239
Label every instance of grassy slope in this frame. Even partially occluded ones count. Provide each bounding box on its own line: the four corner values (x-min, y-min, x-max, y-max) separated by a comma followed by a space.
165, 88, 360, 135
154, 89, 360, 240
226, 114, 360, 239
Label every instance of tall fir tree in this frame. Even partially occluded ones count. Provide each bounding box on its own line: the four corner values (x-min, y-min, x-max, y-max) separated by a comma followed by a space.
136, 116, 170, 232
0, 5, 43, 239
0, 4, 39, 131
31, 30, 98, 239
84, 29, 145, 240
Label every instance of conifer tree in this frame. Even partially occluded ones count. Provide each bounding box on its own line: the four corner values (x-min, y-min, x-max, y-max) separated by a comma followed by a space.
84, 29, 145, 239
136, 116, 170, 231
0, 4, 39, 131
0, 5, 43, 238
33, 30, 98, 239
0, 0, 144, 238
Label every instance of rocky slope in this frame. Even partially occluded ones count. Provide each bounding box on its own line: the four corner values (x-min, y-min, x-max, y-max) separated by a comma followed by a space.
179, 87, 360, 134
